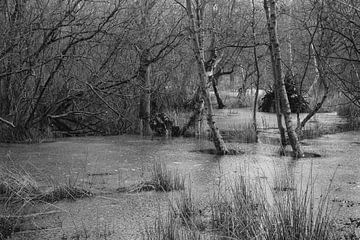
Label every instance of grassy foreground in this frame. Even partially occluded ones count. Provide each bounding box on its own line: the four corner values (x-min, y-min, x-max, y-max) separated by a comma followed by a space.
143, 173, 338, 240
0, 162, 92, 239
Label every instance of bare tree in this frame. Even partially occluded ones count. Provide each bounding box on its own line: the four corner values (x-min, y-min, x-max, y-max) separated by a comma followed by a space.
0, 0, 126, 141
129, 0, 185, 136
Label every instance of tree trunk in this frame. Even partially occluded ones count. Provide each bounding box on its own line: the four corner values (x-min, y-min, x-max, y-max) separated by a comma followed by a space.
209, 3, 225, 110
266, 0, 303, 157
229, 72, 235, 90
297, 44, 329, 134
0, 77, 10, 116
186, 0, 228, 155
212, 76, 225, 109
182, 87, 204, 135
138, 50, 152, 136
0, 1, 11, 117
251, 0, 260, 143
263, 0, 286, 148
274, 79, 287, 147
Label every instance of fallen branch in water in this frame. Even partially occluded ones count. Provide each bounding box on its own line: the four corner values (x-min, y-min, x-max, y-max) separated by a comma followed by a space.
0, 117, 15, 128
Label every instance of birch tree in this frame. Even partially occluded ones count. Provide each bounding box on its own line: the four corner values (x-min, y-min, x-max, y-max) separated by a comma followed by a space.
185, 0, 228, 155
264, 0, 303, 157
263, 0, 286, 148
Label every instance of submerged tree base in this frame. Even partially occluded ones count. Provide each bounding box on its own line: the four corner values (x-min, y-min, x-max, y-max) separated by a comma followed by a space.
192, 148, 243, 155
279, 150, 321, 158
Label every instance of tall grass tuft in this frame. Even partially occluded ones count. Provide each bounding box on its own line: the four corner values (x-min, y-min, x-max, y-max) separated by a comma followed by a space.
143, 172, 337, 240
142, 207, 206, 240
150, 163, 185, 192
210, 176, 264, 239
220, 122, 257, 143
261, 186, 334, 240
118, 162, 185, 193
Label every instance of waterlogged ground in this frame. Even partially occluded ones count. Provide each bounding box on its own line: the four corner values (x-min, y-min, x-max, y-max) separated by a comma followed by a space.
0, 110, 359, 239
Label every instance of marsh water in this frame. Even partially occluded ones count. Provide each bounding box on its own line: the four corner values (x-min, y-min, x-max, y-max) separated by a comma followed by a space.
1, 109, 360, 239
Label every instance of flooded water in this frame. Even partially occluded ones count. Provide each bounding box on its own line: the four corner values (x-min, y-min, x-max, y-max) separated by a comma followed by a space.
1, 110, 359, 239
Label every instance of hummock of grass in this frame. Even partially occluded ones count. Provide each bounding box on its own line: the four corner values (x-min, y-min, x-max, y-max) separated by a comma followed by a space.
0, 163, 93, 239
143, 174, 337, 240
35, 185, 92, 203
0, 164, 92, 204
0, 165, 41, 204
118, 163, 185, 193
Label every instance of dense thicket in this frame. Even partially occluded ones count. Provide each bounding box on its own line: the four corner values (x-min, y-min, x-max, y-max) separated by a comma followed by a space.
0, 0, 359, 144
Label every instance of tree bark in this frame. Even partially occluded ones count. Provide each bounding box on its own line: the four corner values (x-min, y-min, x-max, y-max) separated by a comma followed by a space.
0, 76, 10, 116
0, 0, 12, 117
181, 87, 204, 135
266, 0, 303, 157
263, 0, 286, 147
186, 0, 228, 155
212, 76, 225, 109
251, 0, 260, 143
138, 50, 152, 136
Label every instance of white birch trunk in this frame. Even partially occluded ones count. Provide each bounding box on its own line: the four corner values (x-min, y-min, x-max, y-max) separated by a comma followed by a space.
186, 0, 228, 155
266, 0, 303, 157
263, 0, 286, 147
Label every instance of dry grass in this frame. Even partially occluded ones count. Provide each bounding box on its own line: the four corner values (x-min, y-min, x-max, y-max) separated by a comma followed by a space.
0, 164, 41, 204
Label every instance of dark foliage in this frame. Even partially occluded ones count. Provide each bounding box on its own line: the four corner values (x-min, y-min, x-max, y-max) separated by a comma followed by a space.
259, 73, 310, 113
150, 113, 181, 137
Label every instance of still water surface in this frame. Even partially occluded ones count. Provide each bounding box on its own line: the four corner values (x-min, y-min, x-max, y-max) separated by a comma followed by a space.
0, 110, 359, 239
